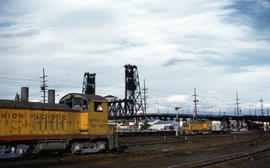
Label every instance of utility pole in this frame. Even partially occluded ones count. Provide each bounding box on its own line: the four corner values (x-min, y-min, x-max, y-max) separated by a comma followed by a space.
193, 87, 199, 120
235, 91, 240, 128
142, 79, 148, 119
40, 68, 48, 103
236, 91, 240, 116
259, 98, 264, 116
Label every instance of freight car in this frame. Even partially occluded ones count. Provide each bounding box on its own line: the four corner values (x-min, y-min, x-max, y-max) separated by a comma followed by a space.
0, 90, 118, 159
180, 119, 211, 135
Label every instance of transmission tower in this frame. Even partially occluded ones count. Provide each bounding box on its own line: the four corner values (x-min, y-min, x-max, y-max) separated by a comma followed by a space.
40, 68, 48, 103
236, 91, 240, 116
142, 79, 148, 118
82, 73, 96, 95
259, 98, 264, 116
193, 87, 199, 120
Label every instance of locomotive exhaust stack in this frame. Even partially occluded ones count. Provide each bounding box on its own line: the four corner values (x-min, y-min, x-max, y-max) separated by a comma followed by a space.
21, 87, 29, 102
48, 89, 55, 104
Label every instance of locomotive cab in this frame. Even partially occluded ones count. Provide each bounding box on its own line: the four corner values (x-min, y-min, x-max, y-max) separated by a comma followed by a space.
59, 93, 109, 136
59, 93, 117, 153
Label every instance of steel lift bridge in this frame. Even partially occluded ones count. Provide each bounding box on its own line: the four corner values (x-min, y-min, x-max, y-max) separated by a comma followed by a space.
108, 65, 144, 118
82, 65, 144, 118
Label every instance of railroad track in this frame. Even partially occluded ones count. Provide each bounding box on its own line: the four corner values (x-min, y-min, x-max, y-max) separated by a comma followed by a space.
167, 146, 270, 168
119, 133, 258, 147
57, 137, 258, 165
0, 134, 268, 168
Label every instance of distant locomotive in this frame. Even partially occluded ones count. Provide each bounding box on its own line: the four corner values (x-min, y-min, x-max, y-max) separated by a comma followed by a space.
0, 90, 118, 159
181, 119, 211, 135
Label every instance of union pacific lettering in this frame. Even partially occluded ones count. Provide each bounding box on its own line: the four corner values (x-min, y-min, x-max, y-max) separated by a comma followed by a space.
1, 113, 24, 119
0, 111, 67, 120
30, 113, 67, 120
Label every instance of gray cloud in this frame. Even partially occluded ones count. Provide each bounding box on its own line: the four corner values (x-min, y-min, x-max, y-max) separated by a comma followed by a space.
0, 29, 39, 38
197, 50, 222, 56
162, 58, 192, 67
0, 21, 17, 27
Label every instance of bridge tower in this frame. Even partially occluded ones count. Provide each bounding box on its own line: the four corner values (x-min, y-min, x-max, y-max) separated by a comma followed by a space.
108, 65, 144, 118
124, 64, 143, 115
82, 73, 96, 95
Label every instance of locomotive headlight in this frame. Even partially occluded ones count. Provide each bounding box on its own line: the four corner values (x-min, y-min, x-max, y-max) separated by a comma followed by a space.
74, 144, 82, 152
11, 147, 16, 153
98, 143, 105, 150
19, 148, 25, 155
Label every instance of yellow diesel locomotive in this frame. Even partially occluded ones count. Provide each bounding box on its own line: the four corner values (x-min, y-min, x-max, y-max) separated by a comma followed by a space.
181, 119, 211, 135
0, 92, 118, 159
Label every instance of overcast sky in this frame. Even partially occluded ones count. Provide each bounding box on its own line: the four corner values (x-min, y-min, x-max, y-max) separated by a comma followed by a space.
1, 0, 270, 115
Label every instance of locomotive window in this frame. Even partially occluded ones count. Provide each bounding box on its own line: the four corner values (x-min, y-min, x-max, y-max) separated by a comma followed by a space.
183, 123, 188, 127
82, 99, 88, 110
64, 98, 72, 108
74, 98, 82, 110
94, 102, 103, 112
59, 95, 88, 111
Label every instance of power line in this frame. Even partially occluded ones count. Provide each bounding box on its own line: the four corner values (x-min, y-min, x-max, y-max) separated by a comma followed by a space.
150, 88, 186, 95
95, 67, 122, 74
0, 75, 40, 83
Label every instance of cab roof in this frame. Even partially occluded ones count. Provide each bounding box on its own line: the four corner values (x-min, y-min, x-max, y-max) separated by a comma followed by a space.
0, 100, 73, 111
59, 93, 106, 102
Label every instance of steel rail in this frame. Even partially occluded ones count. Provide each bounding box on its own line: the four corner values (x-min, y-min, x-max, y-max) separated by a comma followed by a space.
167, 147, 270, 168
202, 149, 270, 168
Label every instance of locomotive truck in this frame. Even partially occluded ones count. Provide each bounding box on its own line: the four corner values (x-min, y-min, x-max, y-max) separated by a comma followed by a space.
0, 88, 118, 159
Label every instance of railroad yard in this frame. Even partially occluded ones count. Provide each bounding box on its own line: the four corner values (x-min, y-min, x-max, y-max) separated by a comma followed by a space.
0, 131, 269, 168
1, 0, 270, 167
